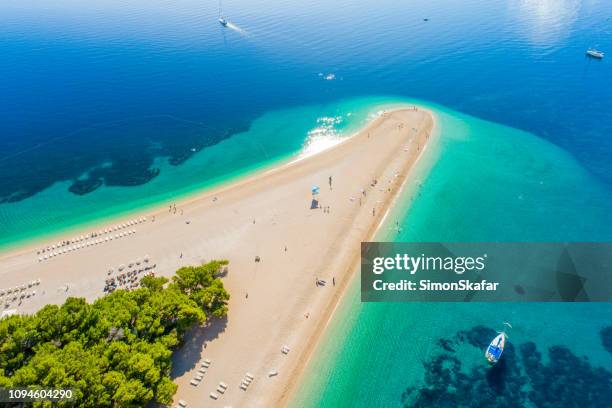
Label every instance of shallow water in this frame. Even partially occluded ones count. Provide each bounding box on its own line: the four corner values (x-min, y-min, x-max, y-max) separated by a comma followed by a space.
291, 104, 612, 407
2, 0, 612, 405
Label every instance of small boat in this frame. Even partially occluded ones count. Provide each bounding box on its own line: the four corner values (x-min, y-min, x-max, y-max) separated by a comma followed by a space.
586, 49, 604, 59
485, 332, 506, 364
485, 322, 511, 364
218, 0, 228, 27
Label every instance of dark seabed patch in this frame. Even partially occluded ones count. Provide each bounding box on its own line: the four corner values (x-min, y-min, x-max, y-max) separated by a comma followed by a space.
401, 325, 612, 408
602, 326, 612, 354
0, 116, 250, 202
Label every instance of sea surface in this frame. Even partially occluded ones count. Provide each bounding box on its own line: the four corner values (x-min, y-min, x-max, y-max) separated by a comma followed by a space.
2, 0, 612, 406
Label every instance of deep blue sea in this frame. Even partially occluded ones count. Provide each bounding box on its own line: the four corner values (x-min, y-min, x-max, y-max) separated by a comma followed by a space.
2, 0, 612, 406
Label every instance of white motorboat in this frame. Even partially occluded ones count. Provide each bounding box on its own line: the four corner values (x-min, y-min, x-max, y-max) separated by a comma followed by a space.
586, 49, 604, 59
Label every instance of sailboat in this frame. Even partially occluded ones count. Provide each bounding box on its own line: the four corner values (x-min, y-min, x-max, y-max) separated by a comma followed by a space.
484, 322, 512, 364
218, 0, 228, 27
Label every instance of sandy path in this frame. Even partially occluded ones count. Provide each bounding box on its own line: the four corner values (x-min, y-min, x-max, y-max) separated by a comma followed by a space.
0, 108, 434, 407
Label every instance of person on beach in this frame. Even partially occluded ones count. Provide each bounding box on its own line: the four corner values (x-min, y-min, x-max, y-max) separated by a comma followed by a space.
372, 208, 375, 216
329, 176, 333, 190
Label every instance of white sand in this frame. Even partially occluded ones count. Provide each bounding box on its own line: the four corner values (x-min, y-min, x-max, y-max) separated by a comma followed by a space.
0, 108, 434, 407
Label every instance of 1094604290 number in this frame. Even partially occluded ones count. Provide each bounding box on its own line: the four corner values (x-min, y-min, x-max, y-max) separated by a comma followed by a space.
0, 388, 74, 402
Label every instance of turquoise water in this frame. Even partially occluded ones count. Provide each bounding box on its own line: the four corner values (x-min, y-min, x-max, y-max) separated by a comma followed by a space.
3, 0, 612, 405
291, 104, 612, 407
0, 97, 381, 250
3, 0, 612, 251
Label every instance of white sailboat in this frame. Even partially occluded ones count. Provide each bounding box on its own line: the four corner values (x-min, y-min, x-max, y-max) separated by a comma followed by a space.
218, 0, 228, 27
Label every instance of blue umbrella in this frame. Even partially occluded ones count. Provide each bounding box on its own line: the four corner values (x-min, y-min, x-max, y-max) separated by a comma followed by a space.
311, 185, 320, 195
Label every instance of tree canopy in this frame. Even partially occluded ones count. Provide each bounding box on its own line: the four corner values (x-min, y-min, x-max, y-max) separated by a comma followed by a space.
0, 260, 230, 407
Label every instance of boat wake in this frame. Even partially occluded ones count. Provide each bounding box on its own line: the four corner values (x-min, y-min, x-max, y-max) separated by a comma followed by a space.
226, 22, 248, 36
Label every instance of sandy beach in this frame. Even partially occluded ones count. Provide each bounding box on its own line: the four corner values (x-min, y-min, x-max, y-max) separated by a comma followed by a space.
0, 108, 434, 407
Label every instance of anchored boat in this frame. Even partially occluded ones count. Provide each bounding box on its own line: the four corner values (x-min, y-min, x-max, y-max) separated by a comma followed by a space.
586, 49, 604, 59
485, 322, 512, 364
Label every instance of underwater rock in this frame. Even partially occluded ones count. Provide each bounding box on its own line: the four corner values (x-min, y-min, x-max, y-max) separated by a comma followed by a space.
601, 326, 612, 354
402, 326, 612, 407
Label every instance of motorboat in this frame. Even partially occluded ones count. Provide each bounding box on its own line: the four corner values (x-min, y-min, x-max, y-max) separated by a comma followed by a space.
586, 49, 604, 59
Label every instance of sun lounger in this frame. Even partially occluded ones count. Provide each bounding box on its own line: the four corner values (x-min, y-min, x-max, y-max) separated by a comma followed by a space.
209, 392, 219, 400
240, 383, 248, 391
268, 370, 278, 377
245, 372, 254, 380
195, 374, 203, 381
198, 368, 207, 374
216, 386, 225, 394
178, 400, 187, 407
190, 379, 199, 386
219, 382, 228, 389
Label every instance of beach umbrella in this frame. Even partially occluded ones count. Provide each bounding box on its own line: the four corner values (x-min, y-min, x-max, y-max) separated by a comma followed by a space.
311, 185, 320, 195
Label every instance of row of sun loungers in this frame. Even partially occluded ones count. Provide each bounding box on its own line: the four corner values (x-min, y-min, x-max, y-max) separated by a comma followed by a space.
190, 359, 211, 388
113, 256, 151, 273
1, 280, 41, 307
239, 372, 254, 391
36, 217, 148, 261
210, 381, 228, 399
37, 230, 138, 262
0, 280, 40, 297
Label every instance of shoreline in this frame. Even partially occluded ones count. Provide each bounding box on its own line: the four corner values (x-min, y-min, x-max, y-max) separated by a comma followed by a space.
0, 104, 395, 259
276, 111, 438, 407
0, 153, 292, 261
0, 107, 435, 407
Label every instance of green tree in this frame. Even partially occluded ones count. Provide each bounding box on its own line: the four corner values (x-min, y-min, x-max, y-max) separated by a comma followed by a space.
0, 261, 230, 407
